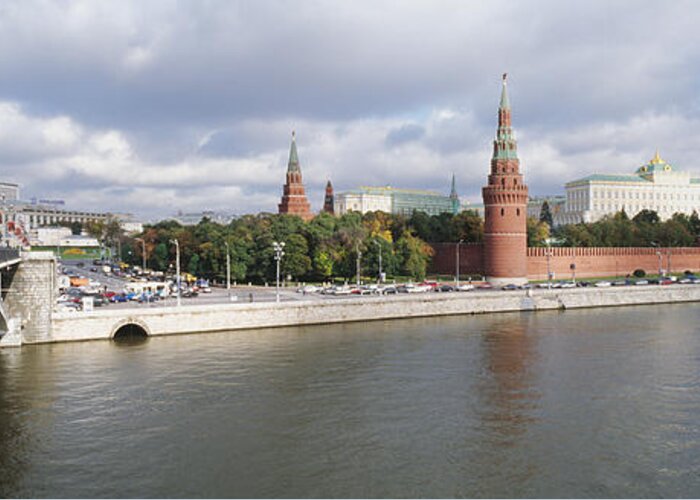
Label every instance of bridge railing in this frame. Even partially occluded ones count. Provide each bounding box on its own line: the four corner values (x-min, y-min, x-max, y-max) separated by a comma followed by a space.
0, 248, 20, 263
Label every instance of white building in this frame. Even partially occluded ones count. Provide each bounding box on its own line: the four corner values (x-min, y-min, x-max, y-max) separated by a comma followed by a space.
31, 227, 99, 248
555, 152, 700, 225
334, 181, 461, 217
334, 189, 393, 214
0, 182, 19, 202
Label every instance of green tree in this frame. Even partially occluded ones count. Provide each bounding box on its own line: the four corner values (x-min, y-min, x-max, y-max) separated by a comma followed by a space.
188, 254, 200, 275
396, 230, 434, 280
539, 201, 553, 228
452, 210, 483, 243
527, 217, 550, 247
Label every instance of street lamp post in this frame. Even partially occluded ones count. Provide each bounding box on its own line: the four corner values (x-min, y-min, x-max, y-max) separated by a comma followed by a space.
273, 241, 285, 303
224, 241, 231, 300
455, 239, 464, 285
651, 241, 662, 280
356, 242, 362, 287
135, 237, 147, 271
545, 239, 553, 289
170, 239, 181, 307
373, 240, 382, 283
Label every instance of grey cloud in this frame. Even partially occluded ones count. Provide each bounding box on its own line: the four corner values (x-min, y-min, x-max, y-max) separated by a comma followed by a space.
0, 0, 698, 219
385, 124, 426, 147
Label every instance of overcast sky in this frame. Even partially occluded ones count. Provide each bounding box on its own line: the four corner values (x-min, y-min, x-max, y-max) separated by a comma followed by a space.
0, 0, 699, 219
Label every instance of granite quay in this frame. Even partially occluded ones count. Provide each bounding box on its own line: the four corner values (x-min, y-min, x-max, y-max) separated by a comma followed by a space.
38, 285, 700, 345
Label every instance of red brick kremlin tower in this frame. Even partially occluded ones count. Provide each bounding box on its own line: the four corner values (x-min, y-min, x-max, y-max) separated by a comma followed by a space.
278, 131, 313, 221
322, 180, 334, 214
482, 74, 529, 285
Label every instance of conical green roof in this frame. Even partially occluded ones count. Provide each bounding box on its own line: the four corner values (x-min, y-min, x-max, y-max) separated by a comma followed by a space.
499, 74, 510, 109
450, 173, 458, 198
288, 131, 300, 172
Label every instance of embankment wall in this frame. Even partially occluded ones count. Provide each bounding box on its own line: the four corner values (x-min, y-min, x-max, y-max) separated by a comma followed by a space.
41, 285, 700, 345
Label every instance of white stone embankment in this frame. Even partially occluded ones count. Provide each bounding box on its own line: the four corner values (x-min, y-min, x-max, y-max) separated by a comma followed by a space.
39, 285, 700, 345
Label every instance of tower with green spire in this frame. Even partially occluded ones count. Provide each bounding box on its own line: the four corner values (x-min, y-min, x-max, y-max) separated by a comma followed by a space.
482, 74, 529, 285
278, 131, 313, 221
449, 173, 460, 215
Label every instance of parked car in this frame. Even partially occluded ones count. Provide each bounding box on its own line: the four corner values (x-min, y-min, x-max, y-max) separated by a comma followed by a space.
501, 284, 519, 291
438, 284, 455, 292
456, 283, 475, 292
635, 279, 649, 286
595, 281, 612, 287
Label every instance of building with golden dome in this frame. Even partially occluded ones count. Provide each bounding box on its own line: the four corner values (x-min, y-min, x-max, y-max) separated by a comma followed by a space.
555, 151, 700, 225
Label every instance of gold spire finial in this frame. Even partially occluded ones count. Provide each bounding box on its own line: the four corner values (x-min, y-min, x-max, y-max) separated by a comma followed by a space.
652, 149, 662, 164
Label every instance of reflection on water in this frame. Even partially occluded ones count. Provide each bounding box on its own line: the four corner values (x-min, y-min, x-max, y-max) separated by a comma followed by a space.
480, 318, 539, 444
1, 305, 700, 498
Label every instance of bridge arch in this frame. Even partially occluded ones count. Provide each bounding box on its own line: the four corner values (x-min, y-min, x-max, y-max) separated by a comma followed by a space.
111, 318, 151, 340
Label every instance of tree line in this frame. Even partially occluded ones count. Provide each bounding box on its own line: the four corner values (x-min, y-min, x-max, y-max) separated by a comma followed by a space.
77, 206, 699, 284
118, 210, 484, 284
545, 208, 700, 248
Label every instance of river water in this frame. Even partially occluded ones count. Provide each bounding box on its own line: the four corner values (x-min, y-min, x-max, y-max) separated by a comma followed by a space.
1, 304, 699, 498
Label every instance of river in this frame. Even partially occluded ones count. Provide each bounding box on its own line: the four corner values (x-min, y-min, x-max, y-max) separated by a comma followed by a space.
1, 304, 699, 498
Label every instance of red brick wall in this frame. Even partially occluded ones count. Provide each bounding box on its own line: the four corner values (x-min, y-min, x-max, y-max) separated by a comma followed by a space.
430, 243, 484, 278
429, 243, 700, 280
526, 246, 700, 280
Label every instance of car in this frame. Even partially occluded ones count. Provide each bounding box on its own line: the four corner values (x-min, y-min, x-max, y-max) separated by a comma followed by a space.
438, 284, 455, 292
501, 284, 519, 291
612, 280, 631, 286
476, 283, 493, 290
378, 285, 397, 294
635, 279, 649, 286
90, 267, 98, 272
660, 278, 674, 285
456, 283, 475, 292
594, 281, 612, 287
297, 285, 321, 294
678, 278, 692, 284
76, 262, 85, 268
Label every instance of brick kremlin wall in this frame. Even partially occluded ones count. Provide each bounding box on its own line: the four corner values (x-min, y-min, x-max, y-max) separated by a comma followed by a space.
430, 243, 700, 280
431, 243, 485, 278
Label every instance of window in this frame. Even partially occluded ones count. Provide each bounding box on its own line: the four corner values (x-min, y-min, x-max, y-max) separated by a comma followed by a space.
516, 208, 521, 216
500, 208, 505, 216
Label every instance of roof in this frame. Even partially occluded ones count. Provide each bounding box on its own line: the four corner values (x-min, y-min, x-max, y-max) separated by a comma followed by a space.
287, 131, 300, 173
358, 186, 443, 196
566, 173, 651, 185
635, 150, 674, 175
499, 75, 510, 109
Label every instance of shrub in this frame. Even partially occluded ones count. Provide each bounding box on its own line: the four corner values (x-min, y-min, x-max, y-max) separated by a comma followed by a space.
684, 270, 694, 276
633, 269, 646, 278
